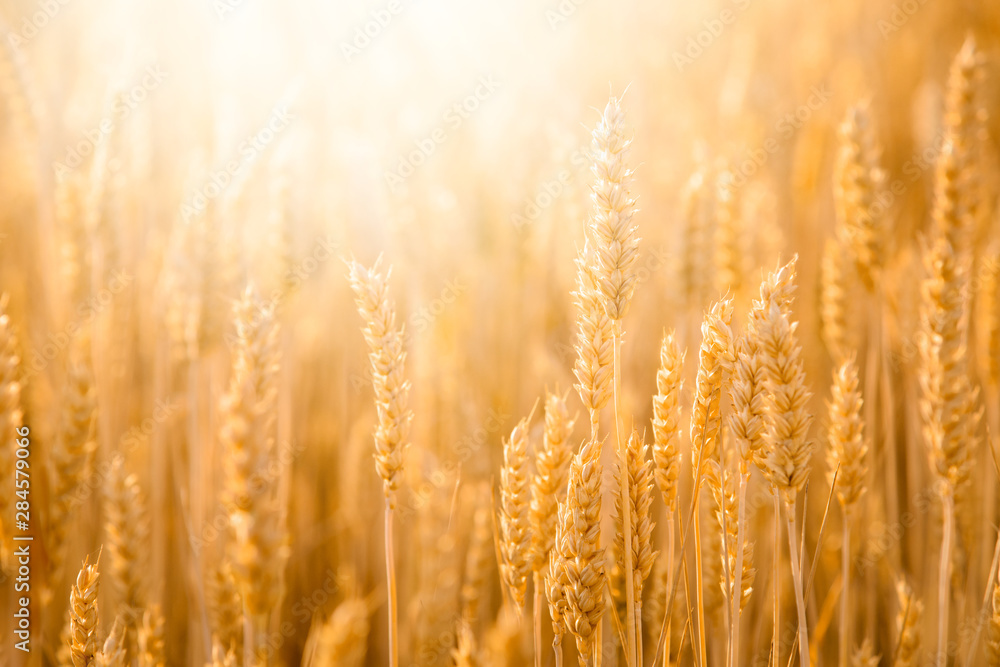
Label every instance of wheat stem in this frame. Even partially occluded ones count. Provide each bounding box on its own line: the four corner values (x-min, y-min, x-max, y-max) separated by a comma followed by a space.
785, 504, 810, 667
731, 472, 748, 667
839, 512, 850, 667
612, 322, 637, 667
772, 494, 781, 667
938, 493, 954, 667
534, 572, 543, 667
385, 501, 398, 667
665, 515, 675, 667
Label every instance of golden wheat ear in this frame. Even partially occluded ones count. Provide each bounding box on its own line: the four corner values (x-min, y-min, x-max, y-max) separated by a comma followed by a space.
69, 554, 101, 667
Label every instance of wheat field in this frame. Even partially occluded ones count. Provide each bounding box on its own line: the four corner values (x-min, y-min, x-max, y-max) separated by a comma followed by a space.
0, 0, 1000, 665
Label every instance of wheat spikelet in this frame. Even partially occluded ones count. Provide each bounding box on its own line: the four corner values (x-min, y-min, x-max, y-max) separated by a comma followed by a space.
613, 430, 657, 605
452, 621, 483, 667
530, 389, 576, 571
207, 563, 243, 656
895, 578, 922, 667
729, 331, 764, 476
136, 605, 166, 667
588, 96, 640, 321
917, 236, 979, 494
573, 241, 614, 426
713, 463, 755, 611
690, 296, 735, 475
0, 295, 22, 565
850, 639, 879, 667
499, 416, 531, 610
48, 339, 98, 592
826, 355, 867, 510
834, 104, 885, 291
221, 289, 287, 623
209, 640, 239, 667
69, 555, 101, 667
461, 486, 494, 626
652, 331, 684, 512
681, 168, 712, 307
553, 437, 605, 661
932, 36, 985, 253
312, 599, 370, 667
701, 462, 726, 622
545, 548, 569, 649
714, 168, 744, 298
347, 258, 412, 508
757, 298, 813, 503
819, 239, 852, 361
103, 456, 148, 614
981, 253, 1000, 384
95, 617, 127, 667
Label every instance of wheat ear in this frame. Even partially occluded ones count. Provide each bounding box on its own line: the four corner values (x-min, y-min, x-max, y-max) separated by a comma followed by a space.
689, 295, 734, 667
553, 437, 605, 665
826, 354, 867, 667
530, 390, 575, 663
347, 258, 412, 667
834, 104, 886, 292
499, 415, 532, 611
104, 456, 148, 629
313, 598, 371, 667
137, 605, 166, 667
895, 578, 923, 667
69, 555, 101, 667
651, 331, 684, 664
757, 289, 813, 667
573, 240, 614, 439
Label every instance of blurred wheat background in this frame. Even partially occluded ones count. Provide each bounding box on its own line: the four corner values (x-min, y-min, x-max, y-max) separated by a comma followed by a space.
0, 0, 999, 665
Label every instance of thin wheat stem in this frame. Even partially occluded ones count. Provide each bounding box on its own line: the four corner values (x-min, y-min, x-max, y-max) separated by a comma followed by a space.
938, 493, 954, 667
534, 572, 543, 667
386, 501, 398, 667
773, 494, 781, 667
785, 504, 810, 667
665, 515, 675, 667
613, 321, 638, 667
839, 511, 850, 667
694, 507, 707, 667
731, 472, 749, 667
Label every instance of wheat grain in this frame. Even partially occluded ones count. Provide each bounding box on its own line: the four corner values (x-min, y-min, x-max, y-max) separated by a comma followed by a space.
895, 578, 922, 667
